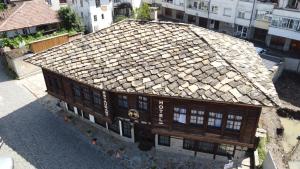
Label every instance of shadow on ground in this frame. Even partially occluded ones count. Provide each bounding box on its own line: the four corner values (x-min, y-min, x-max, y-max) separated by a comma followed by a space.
275, 71, 300, 109
0, 97, 123, 169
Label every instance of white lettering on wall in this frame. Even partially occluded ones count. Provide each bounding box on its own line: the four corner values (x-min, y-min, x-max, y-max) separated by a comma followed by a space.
103, 91, 109, 116
158, 100, 164, 125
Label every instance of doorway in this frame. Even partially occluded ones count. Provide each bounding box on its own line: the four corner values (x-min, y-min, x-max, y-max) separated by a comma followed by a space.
134, 123, 154, 151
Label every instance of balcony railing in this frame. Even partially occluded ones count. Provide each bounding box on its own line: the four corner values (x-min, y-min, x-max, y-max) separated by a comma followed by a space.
162, 0, 184, 7
270, 16, 300, 32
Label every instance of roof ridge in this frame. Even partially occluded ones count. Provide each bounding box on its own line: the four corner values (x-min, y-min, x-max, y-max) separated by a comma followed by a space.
189, 25, 278, 107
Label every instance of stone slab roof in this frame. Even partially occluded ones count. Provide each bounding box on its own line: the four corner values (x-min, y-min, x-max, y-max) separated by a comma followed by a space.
0, 0, 60, 32
25, 20, 280, 107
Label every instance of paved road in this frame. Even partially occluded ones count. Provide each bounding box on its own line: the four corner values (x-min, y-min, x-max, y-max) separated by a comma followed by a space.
0, 60, 122, 169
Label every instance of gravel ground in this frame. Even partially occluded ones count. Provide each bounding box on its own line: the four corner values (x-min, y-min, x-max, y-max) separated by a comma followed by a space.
0, 59, 123, 169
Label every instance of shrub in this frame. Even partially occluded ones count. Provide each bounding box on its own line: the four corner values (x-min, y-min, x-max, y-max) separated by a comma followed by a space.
58, 7, 83, 32
135, 3, 151, 20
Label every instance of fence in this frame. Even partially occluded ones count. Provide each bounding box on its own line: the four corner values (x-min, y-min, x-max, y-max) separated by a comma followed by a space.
29, 33, 69, 53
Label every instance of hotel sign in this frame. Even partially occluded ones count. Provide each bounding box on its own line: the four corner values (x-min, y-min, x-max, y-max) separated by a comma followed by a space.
158, 100, 164, 124
102, 91, 109, 117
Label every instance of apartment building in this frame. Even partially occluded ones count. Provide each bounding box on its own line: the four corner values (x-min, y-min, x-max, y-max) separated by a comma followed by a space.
145, 0, 300, 54
67, 0, 113, 32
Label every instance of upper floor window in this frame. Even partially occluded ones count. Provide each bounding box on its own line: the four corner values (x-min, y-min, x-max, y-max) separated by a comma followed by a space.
94, 15, 97, 22
173, 107, 186, 124
101, 14, 104, 19
223, 8, 232, 17
118, 95, 128, 108
211, 5, 218, 14
238, 11, 245, 19
73, 85, 81, 97
122, 121, 132, 138
190, 109, 205, 126
93, 92, 102, 106
199, 1, 208, 11
207, 112, 223, 128
138, 96, 148, 111
95, 0, 101, 7
226, 114, 242, 131
83, 88, 91, 101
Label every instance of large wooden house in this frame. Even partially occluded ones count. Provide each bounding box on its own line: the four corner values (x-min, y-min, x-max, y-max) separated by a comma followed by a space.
26, 20, 279, 160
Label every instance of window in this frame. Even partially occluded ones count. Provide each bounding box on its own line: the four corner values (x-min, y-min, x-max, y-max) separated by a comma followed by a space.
217, 144, 235, 156
101, 14, 104, 19
165, 8, 172, 16
122, 121, 131, 138
183, 139, 195, 150
81, 12, 83, 18
193, 1, 197, 8
94, 15, 97, 21
226, 114, 242, 131
80, 0, 83, 7
223, 8, 232, 17
22, 28, 28, 35
208, 112, 223, 128
176, 11, 184, 20
190, 109, 205, 126
109, 119, 120, 134
238, 11, 245, 19
93, 92, 102, 106
83, 88, 91, 101
73, 85, 81, 97
199, 1, 208, 11
158, 135, 170, 146
138, 96, 148, 111
95, 0, 100, 7
118, 95, 128, 108
72, 0, 74, 4
82, 111, 89, 119
196, 141, 214, 153
211, 5, 218, 14
173, 107, 186, 124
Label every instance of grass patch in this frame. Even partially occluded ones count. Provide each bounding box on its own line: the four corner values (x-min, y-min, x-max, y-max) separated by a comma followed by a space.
257, 137, 267, 166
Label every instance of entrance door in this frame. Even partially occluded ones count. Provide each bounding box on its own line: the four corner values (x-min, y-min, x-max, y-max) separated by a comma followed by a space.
134, 123, 155, 151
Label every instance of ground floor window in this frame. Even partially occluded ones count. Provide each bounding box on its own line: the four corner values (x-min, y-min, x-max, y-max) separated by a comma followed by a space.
183, 139, 195, 150
217, 144, 235, 157
122, 121, 132, 138
165, 8, 172, 17
183, 139, 214, 154
158, 135, 170, 146
176, 10, 184, 20
67, 103, 74, 112
188, 15, 196, 23
109, 119, 120, 134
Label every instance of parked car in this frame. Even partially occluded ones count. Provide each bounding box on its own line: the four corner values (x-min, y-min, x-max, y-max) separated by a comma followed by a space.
255, 47, 267, 54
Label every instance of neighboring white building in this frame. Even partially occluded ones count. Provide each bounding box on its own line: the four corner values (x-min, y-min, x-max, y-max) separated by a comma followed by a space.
144, 0, 300, 53
46, 0, 68, 10
67, 0, 114, 32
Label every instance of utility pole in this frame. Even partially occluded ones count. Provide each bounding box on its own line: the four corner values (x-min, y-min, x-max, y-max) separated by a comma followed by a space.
207, 0, 211, 29
248, 0, 257, 39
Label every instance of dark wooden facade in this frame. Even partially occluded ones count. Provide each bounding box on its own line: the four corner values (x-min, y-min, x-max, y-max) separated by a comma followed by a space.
43, 68, 261, 154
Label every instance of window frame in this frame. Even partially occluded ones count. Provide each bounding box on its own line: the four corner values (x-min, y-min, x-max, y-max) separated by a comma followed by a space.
122, 121, 132, 138
73, 84, 81, 98
207, 112, 223, 129
226, 114, 243, 131
92, 91, 102, 107
137, 96, 148, 112
82, 87, 91, 101
173, 106, 187, 124
190, 108, 205, 127
95, 0, 101, 7
118, 95, 128, 109
158, 135, 170, 146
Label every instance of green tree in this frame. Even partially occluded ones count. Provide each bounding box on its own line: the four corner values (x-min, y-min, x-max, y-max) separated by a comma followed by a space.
135, 3, 151, 20
58, 7, 83, 32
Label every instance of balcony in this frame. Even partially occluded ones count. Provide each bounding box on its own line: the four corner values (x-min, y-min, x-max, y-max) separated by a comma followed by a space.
268, 9, 300, 41
161, 0, 184, 11
185, 1, 208, 18
254, 3, 275, 29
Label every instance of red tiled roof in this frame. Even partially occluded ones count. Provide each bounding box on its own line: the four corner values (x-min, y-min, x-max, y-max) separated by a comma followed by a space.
0, 0, 60, 32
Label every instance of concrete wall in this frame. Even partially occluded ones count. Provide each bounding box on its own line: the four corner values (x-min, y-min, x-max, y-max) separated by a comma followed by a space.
263, 151, 278, 169
284, 57, 300, 73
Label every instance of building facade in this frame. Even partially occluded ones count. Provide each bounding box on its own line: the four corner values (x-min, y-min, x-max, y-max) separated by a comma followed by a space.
67, 0, 114, 32
144, 0, 300, 54
26, 20, 279, 161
